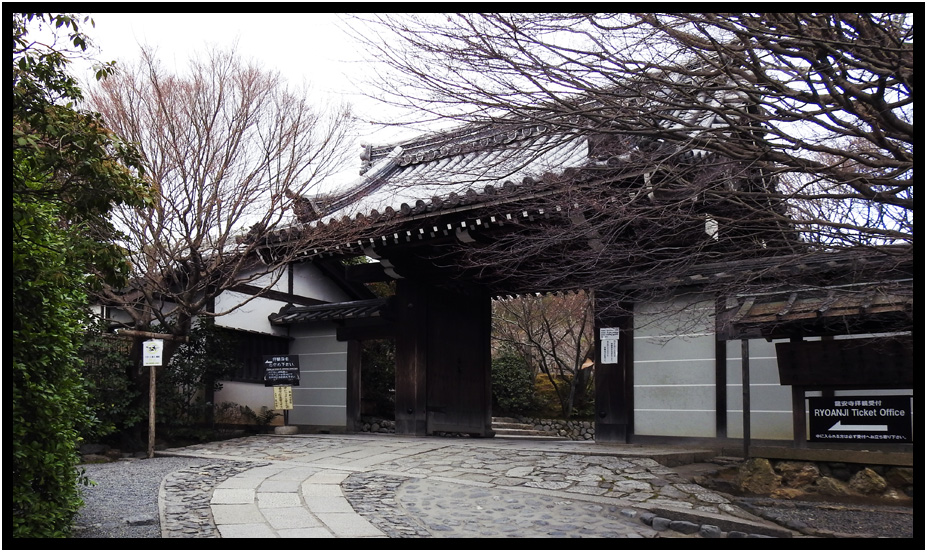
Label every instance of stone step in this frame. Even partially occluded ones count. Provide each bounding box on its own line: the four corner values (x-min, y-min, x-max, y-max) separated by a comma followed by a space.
491, 421, 537, 431
493, 429, 567, 440
491, 418, 567, 440
491, 416, 523, 424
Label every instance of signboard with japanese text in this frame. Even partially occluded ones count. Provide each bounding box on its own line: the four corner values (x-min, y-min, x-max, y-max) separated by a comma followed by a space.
143, 339, 164, 366
263, 355, 300, 387
809, 395, 913, 443
600, 328, 620, 364
273, 386, 294, 410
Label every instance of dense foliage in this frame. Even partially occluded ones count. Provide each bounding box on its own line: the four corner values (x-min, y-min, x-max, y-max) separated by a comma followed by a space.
157, 320, 242, 430
12, 13, 148, 537
491, 346, 537, 415
79, 326, 143, 441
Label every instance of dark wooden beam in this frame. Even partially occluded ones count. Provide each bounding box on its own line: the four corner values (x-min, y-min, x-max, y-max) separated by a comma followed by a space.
228, 283, 326, 307
335, 321, 396, 342
344, 262, 393, 283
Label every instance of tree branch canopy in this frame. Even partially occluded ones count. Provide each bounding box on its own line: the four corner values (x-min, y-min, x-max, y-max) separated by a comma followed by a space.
348, 13, 913, 250
90, 45, 356, 335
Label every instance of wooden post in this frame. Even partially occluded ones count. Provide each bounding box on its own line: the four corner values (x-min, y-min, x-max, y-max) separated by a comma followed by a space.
148, 364, 156, 458
141, 338, 171, 459
741, 338, 751, 459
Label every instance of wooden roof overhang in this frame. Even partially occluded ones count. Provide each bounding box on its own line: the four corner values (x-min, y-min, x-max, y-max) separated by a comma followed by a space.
717, 279, 914, 341
269, 297, 395, 340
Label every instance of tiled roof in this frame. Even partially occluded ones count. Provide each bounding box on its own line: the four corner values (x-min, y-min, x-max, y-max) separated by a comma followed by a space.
298, 122, 592, 226
269, 298, 388, 325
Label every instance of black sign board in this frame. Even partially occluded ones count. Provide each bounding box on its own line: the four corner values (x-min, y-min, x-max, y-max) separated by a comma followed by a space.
263, 355, 300, 387
809, 395, 912, 443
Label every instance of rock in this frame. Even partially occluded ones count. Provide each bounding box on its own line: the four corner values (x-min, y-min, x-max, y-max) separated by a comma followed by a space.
124, 514, 157, 526
881, 488, 906, 500
80, 454, 111, 464
737, 458, 781, 494
775, 461, 820, 487
274, 425, 299, 435
848, 468, 887, 495
639, 512, 656, 526
728, 531, 748, 538
669, 520, 700, 534
813, 476, 854, 497
651, 517, 672, 531
884, 467, 914, 488
770, 487, 805, 500
79, 443, 108, 455
699, 525, 722, 538
104, 448, 123, 460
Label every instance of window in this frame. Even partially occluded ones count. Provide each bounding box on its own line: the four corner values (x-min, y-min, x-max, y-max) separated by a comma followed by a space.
225, 330, 291, 383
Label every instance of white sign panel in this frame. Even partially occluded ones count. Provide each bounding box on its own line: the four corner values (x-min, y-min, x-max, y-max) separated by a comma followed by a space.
600, 328, 619, 364
143, 339, 164, 366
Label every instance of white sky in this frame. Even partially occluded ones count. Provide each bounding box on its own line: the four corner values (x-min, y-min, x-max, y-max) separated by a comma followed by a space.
74, 12, 414, 188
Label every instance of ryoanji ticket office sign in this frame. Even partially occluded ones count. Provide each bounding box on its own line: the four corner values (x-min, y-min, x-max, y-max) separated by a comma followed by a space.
809, 395, 913, 443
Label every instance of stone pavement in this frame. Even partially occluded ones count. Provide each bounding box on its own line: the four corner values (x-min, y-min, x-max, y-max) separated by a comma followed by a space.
157, 433, 796, 538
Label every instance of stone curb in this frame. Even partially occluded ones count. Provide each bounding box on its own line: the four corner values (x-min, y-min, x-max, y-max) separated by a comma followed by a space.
639, 511, 790, 538
646, 504, 795, 538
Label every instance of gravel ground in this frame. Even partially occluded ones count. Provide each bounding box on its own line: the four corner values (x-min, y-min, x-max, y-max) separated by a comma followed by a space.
71, 455, 914, 539
72, 456, 213, 538
736, 497, 914, 539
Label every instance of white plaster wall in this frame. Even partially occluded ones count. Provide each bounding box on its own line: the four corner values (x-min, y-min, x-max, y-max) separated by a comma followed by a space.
285, 323, 348, 428
292, 262, 351, 302
726, 338, 793, 440
633, 298, 717, 438
214, 291, 289, 336
214, 381, 283, 426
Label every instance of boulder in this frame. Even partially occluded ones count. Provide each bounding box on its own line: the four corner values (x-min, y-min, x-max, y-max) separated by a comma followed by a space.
79, 443, 108, 455
737, 458, 781, 494
812, 476, 854, 497
848, 467, 887, 495
884, 467, 914, 489
80, 454, 111, 464
775, 461, 820, 488
104, 448, 123, 460
770, 487, 805, 500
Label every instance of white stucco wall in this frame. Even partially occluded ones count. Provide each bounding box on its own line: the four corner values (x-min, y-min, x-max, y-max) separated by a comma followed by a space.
725, 338, 793, 440
292, 262, 352, 302
214, 381, 283, 426
214, 291, 289, 336
285, 323, 348, 428
633, 298, 717, 438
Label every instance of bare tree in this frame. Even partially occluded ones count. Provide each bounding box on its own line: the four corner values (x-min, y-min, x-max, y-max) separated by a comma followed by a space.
493, 292, 595, 418
89, 45, 355, 338
346, 13, 913, 280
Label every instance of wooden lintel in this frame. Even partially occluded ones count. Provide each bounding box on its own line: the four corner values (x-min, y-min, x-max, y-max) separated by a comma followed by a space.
345, 262, 393, 283
115, 329, 188, 342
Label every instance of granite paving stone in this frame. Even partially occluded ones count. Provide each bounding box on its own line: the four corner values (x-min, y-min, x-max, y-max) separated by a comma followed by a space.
154, 434, 794, 539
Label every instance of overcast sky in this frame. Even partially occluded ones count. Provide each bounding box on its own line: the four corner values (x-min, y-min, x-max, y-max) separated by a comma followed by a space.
75, 12, 411, 187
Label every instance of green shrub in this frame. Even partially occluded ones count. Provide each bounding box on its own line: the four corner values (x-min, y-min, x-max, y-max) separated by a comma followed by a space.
491, 347, 537, 415
157, 319, 241, 429
12, 199, 93, 538
79, 326, 144, 441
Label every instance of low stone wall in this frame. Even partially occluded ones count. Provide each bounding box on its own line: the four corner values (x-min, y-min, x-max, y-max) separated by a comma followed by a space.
356, 416, 595, 440
704, 457, 914, 501
508, 416, 596, 440
358, 418, 396, 434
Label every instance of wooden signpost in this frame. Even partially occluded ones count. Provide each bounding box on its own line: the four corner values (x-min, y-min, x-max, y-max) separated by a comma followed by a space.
143, 339, 164, 459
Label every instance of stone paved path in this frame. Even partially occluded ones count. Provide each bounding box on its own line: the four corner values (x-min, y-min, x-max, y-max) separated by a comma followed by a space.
158, 433, 792, 538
